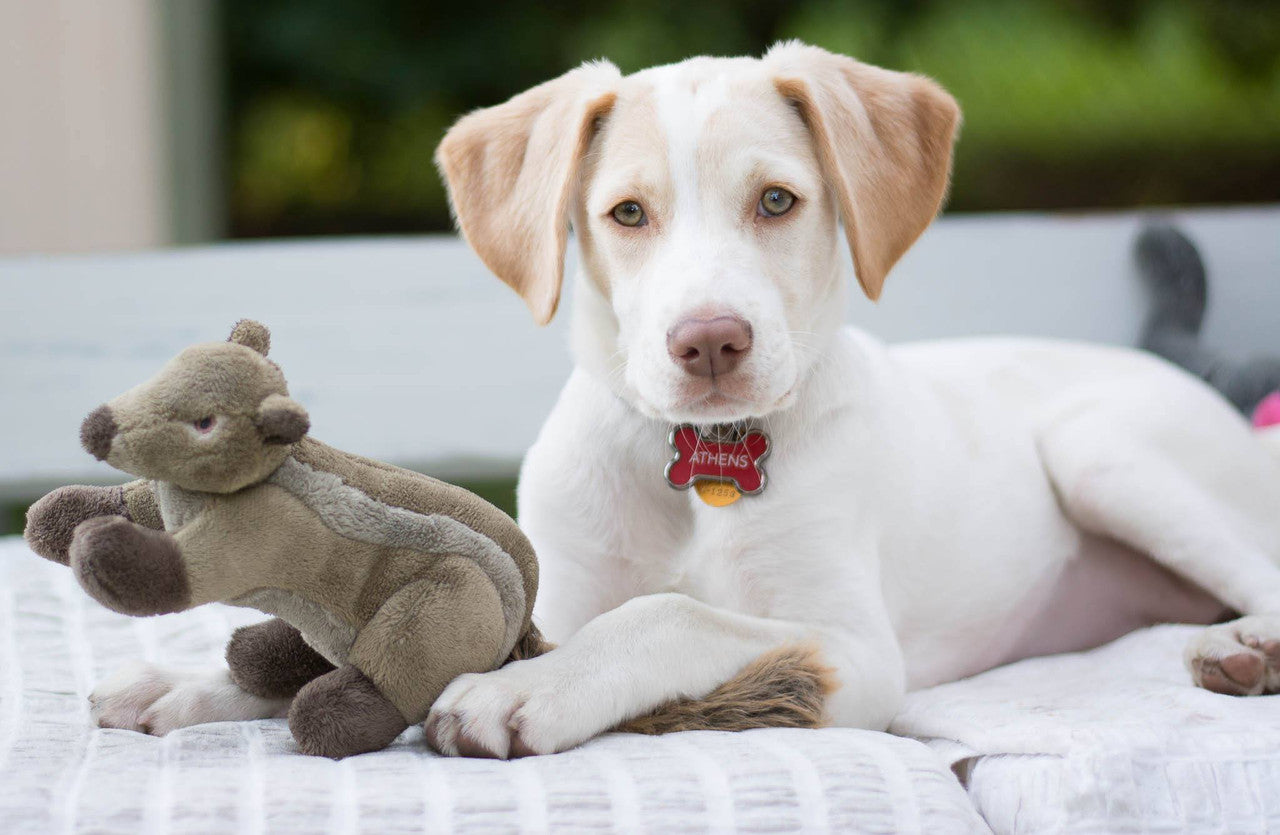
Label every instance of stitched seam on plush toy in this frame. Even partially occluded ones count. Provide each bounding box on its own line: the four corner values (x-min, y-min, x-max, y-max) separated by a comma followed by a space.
268, 457, 525, 656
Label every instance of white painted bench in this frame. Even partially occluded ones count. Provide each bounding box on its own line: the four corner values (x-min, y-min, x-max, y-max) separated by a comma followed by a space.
2, 206, 1279, 834
3, 205, 1277, 503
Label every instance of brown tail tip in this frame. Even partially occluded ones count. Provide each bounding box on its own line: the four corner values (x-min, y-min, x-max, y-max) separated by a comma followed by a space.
615, 643, 837, 736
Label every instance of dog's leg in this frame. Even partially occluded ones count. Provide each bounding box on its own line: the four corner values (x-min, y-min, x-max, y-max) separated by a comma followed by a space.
93, 621, 319, 737
424, 591, 902, 758
90, 660, 291, 735
1041, 422, 1280, 695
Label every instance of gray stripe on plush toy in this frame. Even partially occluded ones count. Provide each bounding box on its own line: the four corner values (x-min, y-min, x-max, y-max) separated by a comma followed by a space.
268, 456, 527, 655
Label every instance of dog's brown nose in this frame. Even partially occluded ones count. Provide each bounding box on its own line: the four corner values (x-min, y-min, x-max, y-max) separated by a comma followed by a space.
667, 315, 753, 378
80, 405, 117, 461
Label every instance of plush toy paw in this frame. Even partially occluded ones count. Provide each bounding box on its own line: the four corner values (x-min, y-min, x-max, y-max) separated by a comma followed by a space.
226, 618, 336, 699
288, 665, 408, 758
1186, 615, 1280, 696
69, 516, 190, 616
24, 485, 128, 565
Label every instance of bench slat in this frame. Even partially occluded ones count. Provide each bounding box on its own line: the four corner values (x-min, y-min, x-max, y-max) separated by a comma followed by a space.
3, 206, 1277, 495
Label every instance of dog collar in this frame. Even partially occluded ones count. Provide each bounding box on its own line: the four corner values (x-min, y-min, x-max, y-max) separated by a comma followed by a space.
665, 423, 770, 507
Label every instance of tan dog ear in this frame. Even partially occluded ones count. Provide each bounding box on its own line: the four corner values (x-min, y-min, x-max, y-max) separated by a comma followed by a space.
229, 319, 271, 356
256, 394, 309, 445
767, 42, 960, 300
435, 61, 621, 325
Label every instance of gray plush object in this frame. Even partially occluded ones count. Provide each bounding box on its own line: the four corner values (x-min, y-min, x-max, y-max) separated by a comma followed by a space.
1135, 223, 1280, 415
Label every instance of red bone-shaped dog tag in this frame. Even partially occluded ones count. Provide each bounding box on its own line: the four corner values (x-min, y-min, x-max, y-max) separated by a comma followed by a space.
665, 425, 770, 495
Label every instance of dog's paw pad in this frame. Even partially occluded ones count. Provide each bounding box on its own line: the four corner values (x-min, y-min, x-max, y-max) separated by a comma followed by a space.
1219, 652, 1265, 689
1195, 653, 1264, 695
1187, 615, 1280, 696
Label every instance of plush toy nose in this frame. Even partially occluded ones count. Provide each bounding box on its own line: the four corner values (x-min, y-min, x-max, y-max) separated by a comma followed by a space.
80, 405, 117, 461
667, 315, 753, 378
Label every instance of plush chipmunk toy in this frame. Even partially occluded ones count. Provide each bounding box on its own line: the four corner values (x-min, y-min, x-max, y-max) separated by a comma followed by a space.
23, 320, 542, 759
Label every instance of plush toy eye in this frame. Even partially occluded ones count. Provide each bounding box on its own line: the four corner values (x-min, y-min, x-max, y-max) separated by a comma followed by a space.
611, 200, 647, 227
759, 187, 796, 217
194, 416, 216, 433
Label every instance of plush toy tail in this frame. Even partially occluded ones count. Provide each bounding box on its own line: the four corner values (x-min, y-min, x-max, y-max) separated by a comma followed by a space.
505, 623, 556, 662
614, 644, 837, 735
1136, 223, 1280, 414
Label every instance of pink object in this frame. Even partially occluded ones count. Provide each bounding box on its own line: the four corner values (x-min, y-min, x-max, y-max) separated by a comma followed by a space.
1253, 391, 1280, 429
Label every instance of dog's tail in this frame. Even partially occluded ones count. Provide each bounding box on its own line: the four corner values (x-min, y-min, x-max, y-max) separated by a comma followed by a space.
504, 626, 835, 734
614, 643, 837, 735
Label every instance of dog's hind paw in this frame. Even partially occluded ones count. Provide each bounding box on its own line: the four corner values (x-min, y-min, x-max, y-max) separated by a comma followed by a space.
91, 662, 290, 735
90, 661, 179, 733
1185, 615, 1280, 696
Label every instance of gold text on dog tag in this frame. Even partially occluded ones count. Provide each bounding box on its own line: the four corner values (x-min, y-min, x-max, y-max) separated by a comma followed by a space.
695, 480, 742, 507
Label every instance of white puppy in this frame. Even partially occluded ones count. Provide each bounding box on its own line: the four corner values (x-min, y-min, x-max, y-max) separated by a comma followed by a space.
92, 43, 1280, 758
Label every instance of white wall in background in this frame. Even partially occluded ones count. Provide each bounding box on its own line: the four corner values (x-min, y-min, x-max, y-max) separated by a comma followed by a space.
0, 0, 220, 254
0, 0, 165, 253
1, 206, 1276, 496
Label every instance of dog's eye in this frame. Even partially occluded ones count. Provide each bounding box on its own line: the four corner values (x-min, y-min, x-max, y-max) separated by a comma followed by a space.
611, 201, 647, 227
759, 187, 796, 217
194, 416, 216, 434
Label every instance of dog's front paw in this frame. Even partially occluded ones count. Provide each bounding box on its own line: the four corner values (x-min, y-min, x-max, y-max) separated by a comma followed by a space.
424, 657, 600, 759
90, 661, 179, 733
69, 516, 190, 616
1186, 615, 1280, 696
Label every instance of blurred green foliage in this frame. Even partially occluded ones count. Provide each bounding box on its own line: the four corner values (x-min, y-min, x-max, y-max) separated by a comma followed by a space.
2, 503, 23, 538
225, 0, 1280, 238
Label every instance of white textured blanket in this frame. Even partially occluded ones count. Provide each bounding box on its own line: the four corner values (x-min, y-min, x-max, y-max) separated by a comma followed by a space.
11, 525, 1276, 835
0, 537, 986, 834
894, 625, 1280, 833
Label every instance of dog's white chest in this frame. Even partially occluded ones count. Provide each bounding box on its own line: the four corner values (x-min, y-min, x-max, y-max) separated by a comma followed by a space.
662, 514, 757, 609
649, 493, 820, 620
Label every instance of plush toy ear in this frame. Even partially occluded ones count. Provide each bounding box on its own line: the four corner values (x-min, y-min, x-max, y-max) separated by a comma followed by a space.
255, 394, 310, 445
229, 319, 272, 356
